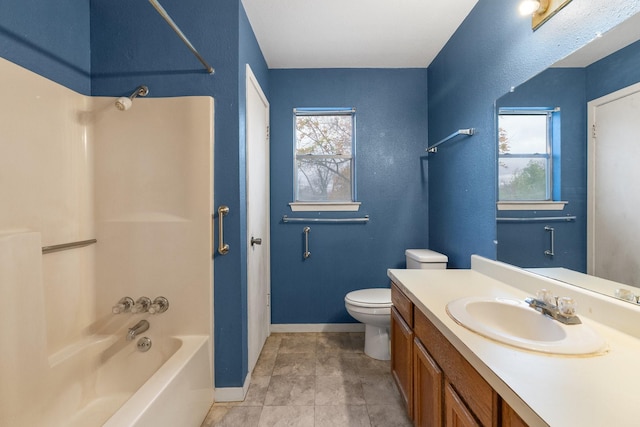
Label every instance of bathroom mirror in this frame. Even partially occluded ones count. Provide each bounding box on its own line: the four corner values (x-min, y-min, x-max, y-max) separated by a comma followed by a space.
495, 12, 640, 301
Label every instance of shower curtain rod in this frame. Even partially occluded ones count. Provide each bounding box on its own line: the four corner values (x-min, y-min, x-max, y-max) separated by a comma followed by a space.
148, 0, 215, 74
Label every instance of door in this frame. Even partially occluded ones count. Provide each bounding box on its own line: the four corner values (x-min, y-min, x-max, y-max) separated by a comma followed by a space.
391, 307, 413, 417
414, 338, 443, 427
246, 64, 271, 372
588, 82, 640, 286
444, 381, 480, 427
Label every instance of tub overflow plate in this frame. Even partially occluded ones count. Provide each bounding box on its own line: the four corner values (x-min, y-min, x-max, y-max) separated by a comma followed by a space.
137, 337, 152, 352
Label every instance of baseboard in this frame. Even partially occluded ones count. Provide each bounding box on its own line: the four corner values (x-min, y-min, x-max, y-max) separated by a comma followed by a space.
270, 323, 365, 333
214, 372, 251, 403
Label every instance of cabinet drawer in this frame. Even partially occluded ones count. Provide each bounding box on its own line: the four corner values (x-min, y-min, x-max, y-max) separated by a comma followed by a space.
391, 282, 413, 327
414, 309, 497, 427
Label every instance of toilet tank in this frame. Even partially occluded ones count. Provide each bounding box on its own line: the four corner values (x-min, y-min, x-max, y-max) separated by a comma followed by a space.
405, 249, 448, 269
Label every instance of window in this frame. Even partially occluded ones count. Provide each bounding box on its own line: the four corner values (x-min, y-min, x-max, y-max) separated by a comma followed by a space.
293, 108, 356, 207
498, 108, 560, 202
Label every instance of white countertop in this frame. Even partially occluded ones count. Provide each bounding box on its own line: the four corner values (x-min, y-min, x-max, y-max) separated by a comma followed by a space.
388, 257, 640, 427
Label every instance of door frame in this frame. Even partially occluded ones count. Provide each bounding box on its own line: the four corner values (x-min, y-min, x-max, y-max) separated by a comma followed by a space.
245, 64, 271, 372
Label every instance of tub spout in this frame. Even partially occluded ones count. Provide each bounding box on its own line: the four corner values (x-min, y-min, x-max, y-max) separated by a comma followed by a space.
127, 320, 150, 341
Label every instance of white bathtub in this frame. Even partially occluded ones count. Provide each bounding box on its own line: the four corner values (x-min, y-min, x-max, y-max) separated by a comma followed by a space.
64, 335, 213, 427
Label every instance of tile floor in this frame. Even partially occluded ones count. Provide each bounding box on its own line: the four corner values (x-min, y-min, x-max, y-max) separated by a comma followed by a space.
200, 332, 413, 427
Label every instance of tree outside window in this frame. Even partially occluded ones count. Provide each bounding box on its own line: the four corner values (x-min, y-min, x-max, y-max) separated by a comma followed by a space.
294, 109, 355, 202
498, 111, 554, 201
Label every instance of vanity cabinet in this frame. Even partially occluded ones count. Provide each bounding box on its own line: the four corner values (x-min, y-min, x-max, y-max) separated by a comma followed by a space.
391, 282, 528, 427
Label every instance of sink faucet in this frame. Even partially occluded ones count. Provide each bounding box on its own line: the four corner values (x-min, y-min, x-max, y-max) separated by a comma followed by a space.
127, 319, 150, 341
525, 292, 581, 325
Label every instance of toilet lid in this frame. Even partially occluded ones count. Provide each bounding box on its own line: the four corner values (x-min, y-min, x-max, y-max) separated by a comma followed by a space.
345, 288, 392, 308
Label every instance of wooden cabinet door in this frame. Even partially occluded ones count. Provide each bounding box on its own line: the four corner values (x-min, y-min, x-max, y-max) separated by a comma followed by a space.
445, 381, 480, 427
391, 306, 413, 417
501, 401, 528, 427
414, 337, 443, 427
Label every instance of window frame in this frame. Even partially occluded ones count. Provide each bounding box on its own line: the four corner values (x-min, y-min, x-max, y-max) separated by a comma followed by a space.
290, 107, 360, 212
497, 108, 560, 204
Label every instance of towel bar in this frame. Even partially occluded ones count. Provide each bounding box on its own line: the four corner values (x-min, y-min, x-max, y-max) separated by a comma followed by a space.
42, 239, 97, 254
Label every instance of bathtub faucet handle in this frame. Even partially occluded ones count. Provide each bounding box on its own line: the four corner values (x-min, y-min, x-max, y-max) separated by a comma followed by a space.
112, 297, 135, 314
131, 296, 152, 313
148, 296, 169, 314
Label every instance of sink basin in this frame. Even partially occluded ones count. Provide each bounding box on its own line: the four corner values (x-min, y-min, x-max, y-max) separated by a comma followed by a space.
446, 297, 607, 355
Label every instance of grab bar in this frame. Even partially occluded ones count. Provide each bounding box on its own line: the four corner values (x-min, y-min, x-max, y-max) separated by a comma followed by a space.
148, 0, 215, 74
426, 128, 475, 153
282, 215, 369, 224
303, 227, 311, 259
545, 226, 555, 256
42, 239, 97, 254
217, 205, 230, 255
497, 216, 576, 223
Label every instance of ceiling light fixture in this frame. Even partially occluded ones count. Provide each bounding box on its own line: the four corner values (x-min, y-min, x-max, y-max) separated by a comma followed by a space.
521, 0, 572, 30
519, 0, 549, 16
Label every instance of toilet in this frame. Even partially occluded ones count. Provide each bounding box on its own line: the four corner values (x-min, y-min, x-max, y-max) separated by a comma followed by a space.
344, 249, 448, 360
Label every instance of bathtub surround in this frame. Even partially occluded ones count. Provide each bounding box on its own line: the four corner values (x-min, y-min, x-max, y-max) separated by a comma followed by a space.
0, 58, 213, 426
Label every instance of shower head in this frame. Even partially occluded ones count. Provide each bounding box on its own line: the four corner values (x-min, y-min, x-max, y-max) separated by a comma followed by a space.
115, 85, 149, 111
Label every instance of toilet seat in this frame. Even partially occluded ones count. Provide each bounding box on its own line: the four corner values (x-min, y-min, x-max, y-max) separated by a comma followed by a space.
345, 288, 391, 308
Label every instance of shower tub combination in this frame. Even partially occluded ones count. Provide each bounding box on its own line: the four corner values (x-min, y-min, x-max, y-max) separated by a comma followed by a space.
77, 335, 211, 427
0, 57, 214, 426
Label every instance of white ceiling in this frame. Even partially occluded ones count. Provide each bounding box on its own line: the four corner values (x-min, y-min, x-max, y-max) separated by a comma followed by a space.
241, 0, 478, 69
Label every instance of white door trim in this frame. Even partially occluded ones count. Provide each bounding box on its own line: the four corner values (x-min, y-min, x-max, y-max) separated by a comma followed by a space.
245, 64, 271, 373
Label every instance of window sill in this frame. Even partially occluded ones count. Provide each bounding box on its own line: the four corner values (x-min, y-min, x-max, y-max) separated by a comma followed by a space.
289, 202, 361, 212
497, 201, 567, 211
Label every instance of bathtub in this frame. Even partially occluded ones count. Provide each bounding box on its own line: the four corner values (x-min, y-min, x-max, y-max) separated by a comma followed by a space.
59, 335, 212, 427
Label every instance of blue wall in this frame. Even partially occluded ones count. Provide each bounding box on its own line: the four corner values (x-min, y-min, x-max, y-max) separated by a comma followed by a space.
428, 0, 640, 269
269, 68, 428, 324
0, 0, 90, 93
587, 39, 640, 101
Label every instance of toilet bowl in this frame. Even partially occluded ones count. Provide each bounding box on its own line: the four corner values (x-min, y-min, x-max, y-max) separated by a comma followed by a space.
345, 248, 448, 360
345, 288, 392, 360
